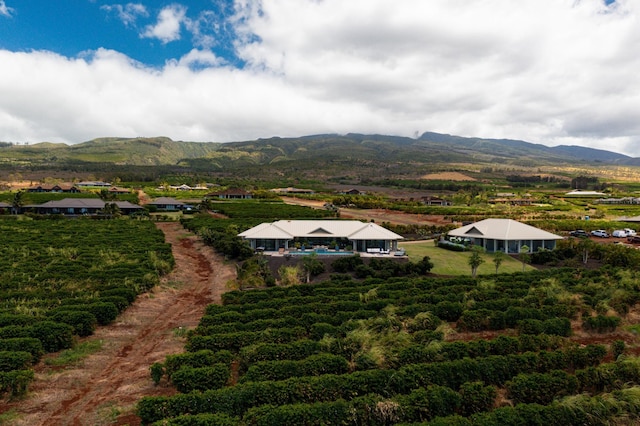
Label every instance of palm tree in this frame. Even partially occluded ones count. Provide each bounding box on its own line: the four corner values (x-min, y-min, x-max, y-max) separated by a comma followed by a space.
492, 250, 507, 275
11, 190, 24, 215
468, 246, 485, 278
101, 202, 121, 219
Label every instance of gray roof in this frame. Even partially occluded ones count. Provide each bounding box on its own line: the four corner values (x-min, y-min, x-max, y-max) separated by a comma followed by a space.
26, 198, 142, 210
239, 220, 404, 241
448, 218, 562, 241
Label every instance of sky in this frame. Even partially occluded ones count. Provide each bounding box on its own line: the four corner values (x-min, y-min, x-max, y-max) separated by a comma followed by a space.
1, 0, 639, 157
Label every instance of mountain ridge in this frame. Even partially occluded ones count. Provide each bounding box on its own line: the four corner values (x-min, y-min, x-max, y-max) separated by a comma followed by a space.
0, 132, 637, 170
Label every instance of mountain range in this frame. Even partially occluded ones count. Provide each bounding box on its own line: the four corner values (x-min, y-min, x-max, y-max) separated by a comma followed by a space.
0, 132, 636, 174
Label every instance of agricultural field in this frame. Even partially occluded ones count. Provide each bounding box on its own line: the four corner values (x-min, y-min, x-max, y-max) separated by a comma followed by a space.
0, 219, 173, 397
138, 268, 640, 425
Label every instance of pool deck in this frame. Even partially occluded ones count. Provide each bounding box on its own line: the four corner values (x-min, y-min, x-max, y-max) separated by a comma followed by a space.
261, 249, 407, 258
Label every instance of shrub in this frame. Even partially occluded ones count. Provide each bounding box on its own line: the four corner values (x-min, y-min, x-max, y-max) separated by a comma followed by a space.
0, 338, 44, 363
0, 369, 34, 397
0, 351, 32, 372
150, 362, 164, 385
171, 364, 230, 392
48, 311, 97, 337
583, 315, 621, 333
28, 321, 74, 352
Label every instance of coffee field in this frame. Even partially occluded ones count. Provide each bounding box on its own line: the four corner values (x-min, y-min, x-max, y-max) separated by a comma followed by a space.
138, 267, 640, 425
0, 219, 173, 397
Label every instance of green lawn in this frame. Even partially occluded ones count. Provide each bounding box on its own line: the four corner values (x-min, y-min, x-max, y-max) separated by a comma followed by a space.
402, 241, 535, 276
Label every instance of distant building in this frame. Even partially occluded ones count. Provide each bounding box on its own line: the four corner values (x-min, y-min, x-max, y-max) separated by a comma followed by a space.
271, 187, 315, 195
205, 188, 253, 199
146, 197, 187, 211
25, 198, 143, 216
77, 181, 111, 187
421, 196, 451, 206
565, 190, 606, 197
27, 184, 80, 193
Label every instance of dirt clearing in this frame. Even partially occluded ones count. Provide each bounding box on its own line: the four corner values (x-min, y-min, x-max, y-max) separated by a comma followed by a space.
0, 222, 234, 426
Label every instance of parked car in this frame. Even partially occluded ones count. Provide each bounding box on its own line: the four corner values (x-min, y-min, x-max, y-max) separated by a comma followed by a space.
569, 230, 590, 238
612, 230, 628, 238
591, 230, 610, 238
628, 235, 640, 244
625, 228, 637, 237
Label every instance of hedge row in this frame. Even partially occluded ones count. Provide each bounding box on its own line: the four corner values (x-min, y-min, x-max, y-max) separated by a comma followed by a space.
138, 347, 605, 423
239, 354, 350, 384
0, 321, 74, 352
164, 350, 234, 379
186, 327, 308, 353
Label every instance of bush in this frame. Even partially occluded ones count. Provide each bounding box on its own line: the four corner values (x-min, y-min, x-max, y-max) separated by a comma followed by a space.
0, 351, 32, 372
583, 315, 621, 333
0, 369, 34, 397
48, 311, 97, 337
28, 321, 74, 352
0, 338, 44, 363
171, 364, 230, 393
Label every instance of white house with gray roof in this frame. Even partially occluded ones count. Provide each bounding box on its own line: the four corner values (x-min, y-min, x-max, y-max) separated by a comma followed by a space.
447, 218, 562, 253
238, 220, 404, 253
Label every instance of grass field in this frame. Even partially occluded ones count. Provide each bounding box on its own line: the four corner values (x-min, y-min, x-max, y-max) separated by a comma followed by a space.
402, 240, 536, 276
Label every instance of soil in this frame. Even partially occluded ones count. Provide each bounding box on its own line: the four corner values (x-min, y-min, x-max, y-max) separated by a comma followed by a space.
0, 222, 234, 426
280, 197, 452, 227
420, 171, 476, 181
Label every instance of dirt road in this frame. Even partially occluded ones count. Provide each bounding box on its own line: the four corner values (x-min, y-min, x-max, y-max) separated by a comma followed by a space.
0, 222, 234, 426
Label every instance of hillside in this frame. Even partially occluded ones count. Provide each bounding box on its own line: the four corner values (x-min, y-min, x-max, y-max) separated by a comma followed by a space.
1, 133, 638, 180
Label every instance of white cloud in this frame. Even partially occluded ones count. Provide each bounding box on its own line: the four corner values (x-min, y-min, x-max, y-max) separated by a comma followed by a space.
2, 0, 640, 157
142, 4, 187, 43
0, 0, 14, 17
101, 3, 148, 27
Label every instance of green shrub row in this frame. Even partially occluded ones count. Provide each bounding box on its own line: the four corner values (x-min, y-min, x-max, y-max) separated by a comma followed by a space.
0, 321, 74, 352
163, 350, 234, 379
0, 351, 32, 372
239, 354, 350, 384
397, 334, 563, 366
186, 327, 308, 353
138, 347, 606, 423
171, 364, 231, 393
0, 338, 44, 363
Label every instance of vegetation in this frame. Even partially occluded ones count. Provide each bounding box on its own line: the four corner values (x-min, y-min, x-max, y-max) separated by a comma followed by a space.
0, 219, 173, 395
138, 268, 640, 424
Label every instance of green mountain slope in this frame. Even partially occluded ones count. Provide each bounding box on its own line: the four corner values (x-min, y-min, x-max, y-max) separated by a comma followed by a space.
0, 133, 635, 173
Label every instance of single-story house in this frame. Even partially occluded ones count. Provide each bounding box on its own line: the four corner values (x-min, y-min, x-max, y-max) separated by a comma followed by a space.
25, 198, 143, 216
270, 187, 315, 195
27, 184, 81, 193
146, 197, 186, 211
565, 190, 606, 197
108, 186, 131, 194
238, 220, 404, 253
421, 196, 451, 206
206, 188, 253, 199
76, 181, 111, 187
447, 218, 562, 253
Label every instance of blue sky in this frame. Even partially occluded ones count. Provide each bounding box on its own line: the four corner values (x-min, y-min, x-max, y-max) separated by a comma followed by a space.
1, 0, 640, 157
0, 1, 240, 67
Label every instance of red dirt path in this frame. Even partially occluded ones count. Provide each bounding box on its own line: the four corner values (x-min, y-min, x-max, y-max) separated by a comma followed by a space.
0, 222, 234, 426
